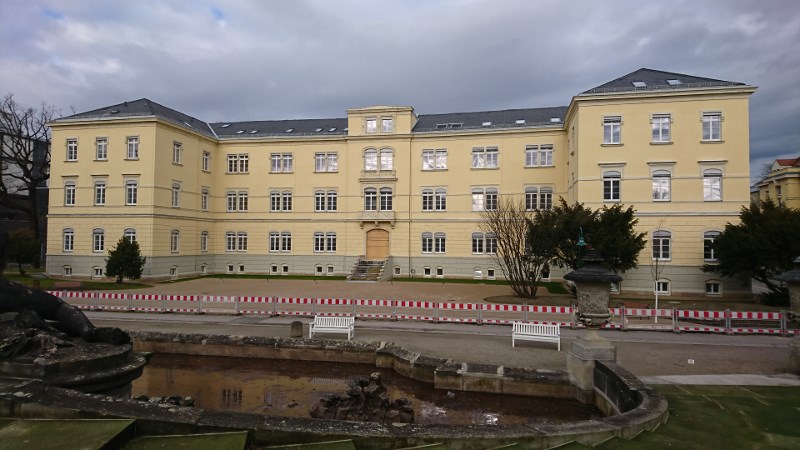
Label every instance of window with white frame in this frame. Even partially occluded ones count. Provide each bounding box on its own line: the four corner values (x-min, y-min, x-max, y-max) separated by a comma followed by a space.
703, 231, 720, 261
422, 188, 446, 211
96, 138, 107, 160
603, 171, 621, 202
125, 180, 138, 205
236, 232, 247, 251
651, 114, 671, 143
64, 182, 76, 206
226, 232, 236, 251
123, 228, 136, 243
654, 280, 670, 294
652, 170, 671, 201
92, 228, 104, 252
170, 229, 180, 253
269, 190, 292, 212
422, 149, 447, 170
226, 153, 249, 173
382, 117, 393, 132
603, 116, 622, 144
379, 187, 393, 211
703, 169, 722, 201
314, 190, 337, 212
524, 145, 554, 167
472, 187, 498, 211
652, 230, 671, 260
366, 118, 377, 133
364, 149, 377, 171
539, 187, 553, 210
315, 152, 338, 172
63, 228, 74, 252
472, 232, 496, 254
525, 187, 553, 210
270, 153, 293, 173
380, 148, 393, 170
472, 147, 499, 168
93, 267, 103, 278
63, 266, 72, 277
201, 189, 209, 211
200, 231, 208, 252
313, 232, 337, 253
171, 183, 181, 207
269, 231, 292, 252
170, 266, 178, 278
202, 151, 211, 171
66, 139, 78, 161
364, 188, 377, 211
172, 142, 182, 164
705, 280, 721, 295
422, 232, 433, 253
434, 232, 446, 253
702, 112, 722, 141
126, 136, 139, 159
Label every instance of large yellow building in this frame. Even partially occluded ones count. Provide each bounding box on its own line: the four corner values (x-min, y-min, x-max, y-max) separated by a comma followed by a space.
753, 157, 800, 209
46, 68, 756, 296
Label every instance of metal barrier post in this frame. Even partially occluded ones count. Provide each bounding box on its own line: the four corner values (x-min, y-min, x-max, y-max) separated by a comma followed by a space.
312, 298, 317, 315
621, 306, 627, 331
570, 303, 576, 329
478, 304, 483, 325
780, 310, 788, 336
127, 293, 133, 311
198, 295, 204, 314
672, 307, 678, 332
234, 296, 240, 315
352, 300, 357, 316
162, 295, 167, 313
433, 303, 439, 322
272, 296, 277, 316
725, 309, 732, 335
392, 301, 397, 320
523, 304, 528, 322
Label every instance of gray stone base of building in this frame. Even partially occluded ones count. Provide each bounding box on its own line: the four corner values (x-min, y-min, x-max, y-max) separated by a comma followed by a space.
789, 336, 800, 375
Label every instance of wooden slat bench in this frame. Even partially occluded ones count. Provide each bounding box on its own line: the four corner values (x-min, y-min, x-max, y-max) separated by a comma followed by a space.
512, 322, 560, 351
308, 316, 355, 340
52, 281, 84, 291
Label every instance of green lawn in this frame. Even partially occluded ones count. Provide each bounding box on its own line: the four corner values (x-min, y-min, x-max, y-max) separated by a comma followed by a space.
597, 385, 800, 449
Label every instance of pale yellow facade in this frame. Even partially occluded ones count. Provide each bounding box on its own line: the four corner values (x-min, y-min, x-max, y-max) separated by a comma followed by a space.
46, 70, 756, 296
753, 157, 800, 209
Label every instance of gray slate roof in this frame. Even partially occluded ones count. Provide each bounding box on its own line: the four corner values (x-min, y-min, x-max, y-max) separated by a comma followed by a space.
211, 117, 348, 138
582, 68, 745, 94
413, 106, 568, 132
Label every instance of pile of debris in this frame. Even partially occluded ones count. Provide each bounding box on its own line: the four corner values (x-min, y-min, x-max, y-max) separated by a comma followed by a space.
309, 372, 413, 423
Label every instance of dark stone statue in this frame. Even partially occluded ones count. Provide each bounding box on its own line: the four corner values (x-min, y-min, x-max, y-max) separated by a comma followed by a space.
0, 229, 130, 359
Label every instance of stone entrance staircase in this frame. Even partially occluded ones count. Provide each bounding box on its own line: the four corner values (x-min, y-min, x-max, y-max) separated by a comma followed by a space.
348, 258, 386, 281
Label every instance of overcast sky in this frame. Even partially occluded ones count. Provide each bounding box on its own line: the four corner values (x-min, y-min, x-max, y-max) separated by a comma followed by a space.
1, 0, 797, 181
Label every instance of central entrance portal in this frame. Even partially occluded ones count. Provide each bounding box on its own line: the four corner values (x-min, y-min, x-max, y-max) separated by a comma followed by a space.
365, 229, 389, 260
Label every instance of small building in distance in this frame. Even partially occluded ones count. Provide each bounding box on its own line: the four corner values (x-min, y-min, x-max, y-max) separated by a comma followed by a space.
753, 157, 800, 209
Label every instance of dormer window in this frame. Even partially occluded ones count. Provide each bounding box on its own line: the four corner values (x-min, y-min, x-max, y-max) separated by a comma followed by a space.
666, 79, 682, 86
632, 81, 647, 88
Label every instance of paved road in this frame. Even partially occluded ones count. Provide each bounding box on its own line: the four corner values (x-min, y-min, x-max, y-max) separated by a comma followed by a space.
86, 310, 800, 386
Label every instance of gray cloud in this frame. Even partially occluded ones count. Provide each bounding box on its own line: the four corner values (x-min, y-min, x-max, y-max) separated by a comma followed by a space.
1, 0, 797, 180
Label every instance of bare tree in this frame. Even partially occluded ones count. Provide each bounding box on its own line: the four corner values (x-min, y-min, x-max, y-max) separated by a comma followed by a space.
0, 94, 58, 241
479, 197, 554, 298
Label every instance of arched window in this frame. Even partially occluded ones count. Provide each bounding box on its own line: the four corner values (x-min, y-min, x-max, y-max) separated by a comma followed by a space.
364, 188, 377, 211
652, 170, 671, 201
200, 231, 208, 252
170, 229, 180, 253
125, 180, 138, 205
123, 228, 136, 243
525, 187, 538, 211
364, 148, 377, 171
471, 232, 484, 254
63, 228, 74, 252
379, 148, 393, 170
171, 183, 181, 207
434, 232, 446, 253
652, 230, 671, 260
421, 232, 433, 253
64, 182, 76, 206
703, 231, 721, 261
92, 228, 105, 252
379, 187, 393, 211
434, 188, 447, 211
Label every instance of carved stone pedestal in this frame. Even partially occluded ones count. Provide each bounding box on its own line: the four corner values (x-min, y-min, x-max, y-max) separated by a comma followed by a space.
567, 329, 617, 403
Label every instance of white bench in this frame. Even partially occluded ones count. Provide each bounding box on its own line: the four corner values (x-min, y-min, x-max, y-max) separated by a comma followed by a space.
512, 322, 560, 351
308, 316, 355, 340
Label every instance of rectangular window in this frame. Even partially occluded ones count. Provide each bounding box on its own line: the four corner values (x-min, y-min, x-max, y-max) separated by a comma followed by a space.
603, 172, 621, 202
472, 188, 498, 211
704, 231, 720, 261
171, 184, 180, 207
422, 233, 433, 253
603, 116, 622, 144
366, 118, 377, 133
472, 233, 484, 254
652, 114, 671, 143
652, 171, 671, 201
382, 117, 393, 132
702, 112, 722, 141
202, 151, 211, 171
172, 142, 182, 164
63, 230, 74, 252
315, 152, 338, 172
270, 153, 293, 173
314, 232, 325, 253
652, 231, 671, 260
94, 181, 106, 206
93, 231, 104, 252
703, 170, 722, 201
227, 192, 237, 212
422, 149, 447, 170
270, 191, 292, 211
227, 191, 248, 212
237, 232, 248, 251
200, 232, 208, 252
538, 187, 553, 210
705, 281, 721, 295
313, 232, 337, 253
226, 232, 236, 251
380, 188, 393, 211
525, 145, 554, 167
655, 281, 670, 294
127, 136, 139, 159
227, 154, 249, 173
125, 180, 138, 205
434, 233, 446, 254
64, 183, 76, 206
238, 191, 248, 211
472, 147, 499, 168
170, 231, 179, 253
95, 138, 107, 160
201, 189, 209, 211
364, 189, 377, 211
66, 139, 78, 161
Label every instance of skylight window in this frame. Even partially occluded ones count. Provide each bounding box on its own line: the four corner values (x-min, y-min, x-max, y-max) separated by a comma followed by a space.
329, 127, 337, 132
632, 81, 647, 88
436, 124, 447, 129
482, 121, 492, 126
450, 123, 462, 129
550, 117, 562, 123
285, 128, 294, 133
236, 130, 245, 134
249, 130, 258, 134
183, 121, 193, 128
666, 79, 682, 86
436, 123, 463, 129
343, 127, 348, 132
221, 124, 231, 128
515, 119, 526, 125
315, 127, 323, 132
